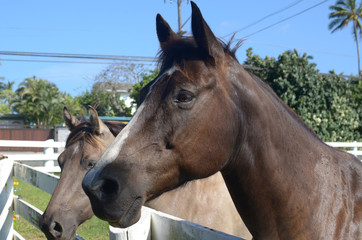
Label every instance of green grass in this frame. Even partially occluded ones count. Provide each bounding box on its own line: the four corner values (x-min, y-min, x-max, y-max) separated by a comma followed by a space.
13, 177, 109, 239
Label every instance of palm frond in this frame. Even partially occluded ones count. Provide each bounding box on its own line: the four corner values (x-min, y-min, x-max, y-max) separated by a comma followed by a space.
331, 17, 351, 33
329, 18, 342, 30
329, 9, 352, 18
335, 0, 349, 8
329, 6, 348, 12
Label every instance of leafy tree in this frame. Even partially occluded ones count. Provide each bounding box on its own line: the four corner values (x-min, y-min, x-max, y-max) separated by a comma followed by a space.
350, 77, 362, 134
13, 77, 65, 126
62, 93, 85, 117
76, 87, 132, 117
329, 0, 362, 75
244, 48, 360, 141
0, 80, 16, 113
0, 61, 4, 82
0, 103, 9, 113
130, 69, 159, 107
95, 62, 146, 84
84, 63, 145, 116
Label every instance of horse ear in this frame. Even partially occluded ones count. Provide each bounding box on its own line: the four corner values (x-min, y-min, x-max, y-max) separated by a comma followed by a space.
191, 1, 223, 60
63, 106, 80, 130
88, 106, 108, 135
156, 14, 179, 51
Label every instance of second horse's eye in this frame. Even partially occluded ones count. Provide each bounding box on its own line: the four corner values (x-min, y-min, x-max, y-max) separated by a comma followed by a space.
176, 92, 194, 103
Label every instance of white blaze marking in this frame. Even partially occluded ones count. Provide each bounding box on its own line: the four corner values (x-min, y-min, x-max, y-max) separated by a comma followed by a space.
145, 65, 178, 99
93, 66, 178, 172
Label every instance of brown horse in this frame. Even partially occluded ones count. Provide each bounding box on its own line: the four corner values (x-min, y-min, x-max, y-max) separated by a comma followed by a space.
82, 2, 362, 239
39, 107, 251, 240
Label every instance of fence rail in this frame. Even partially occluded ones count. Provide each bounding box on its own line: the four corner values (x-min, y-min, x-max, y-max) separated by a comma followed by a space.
1, 140, 361, 240
1, 139, 361, 167
1, 139, 64, 173
0, 140, 65, 149
326, 141, 362, 156
0, 158, 13, 240
1, 161, 243, 240
1, 139, 360, 156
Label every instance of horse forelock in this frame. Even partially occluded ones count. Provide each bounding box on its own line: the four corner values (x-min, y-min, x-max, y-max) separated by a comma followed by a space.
157, 36, 241, 73
149, 37, 242, 106
66, 121, 123, 148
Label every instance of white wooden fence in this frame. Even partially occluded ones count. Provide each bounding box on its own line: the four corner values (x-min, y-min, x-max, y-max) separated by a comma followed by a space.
0, 140, 361, 240
0, 159, 243, 240
326, 141, 362, 156
0, 139, 64, 173
0, 157, 14, 240
0, 140, 360, 174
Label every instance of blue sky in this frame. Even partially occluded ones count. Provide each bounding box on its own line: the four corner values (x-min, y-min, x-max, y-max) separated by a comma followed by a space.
0, 0, 358, 96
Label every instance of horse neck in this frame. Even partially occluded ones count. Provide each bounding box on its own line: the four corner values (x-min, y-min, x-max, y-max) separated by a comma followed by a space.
228, 68, 324, 159
221, 67, 329, 237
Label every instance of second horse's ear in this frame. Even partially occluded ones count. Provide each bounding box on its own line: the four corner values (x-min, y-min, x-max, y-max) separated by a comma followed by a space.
63, 106, 80, 130
156, 13, 180, 51
88, 106, 108, 135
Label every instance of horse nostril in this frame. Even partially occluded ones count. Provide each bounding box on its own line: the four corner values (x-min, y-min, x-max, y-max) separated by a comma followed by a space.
52, 221, 63, 237
54, 221, 62, 232
100, 179, 119, 196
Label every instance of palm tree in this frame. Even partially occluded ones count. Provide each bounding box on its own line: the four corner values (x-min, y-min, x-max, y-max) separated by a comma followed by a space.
0, 81, 16, 113
13, 77, 63, 126
329, 0, 362, 76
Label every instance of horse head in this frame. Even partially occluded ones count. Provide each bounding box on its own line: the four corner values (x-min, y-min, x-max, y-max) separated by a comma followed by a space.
39, 106, 123, 240
82, 1, 243, 228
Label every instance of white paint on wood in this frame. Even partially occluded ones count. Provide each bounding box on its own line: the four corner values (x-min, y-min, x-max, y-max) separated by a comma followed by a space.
13, 230, 26, 240
0, 158, 13, 193
13, 163, 59, 195
150, 207, 244, 240
33, 166, 61, 173
13, 195, 85, 240
0, 158, 13, 240
109, 207, 151, 240
0, 188, 13, 232
6, 154, 59, 161
13, 196, 43, 230
326, 141, 362, 147
108, 206, 244, 240
326, 141, 362, 156
0, 140, 65, 148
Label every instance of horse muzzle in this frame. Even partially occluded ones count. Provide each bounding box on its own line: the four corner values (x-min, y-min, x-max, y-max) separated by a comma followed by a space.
39, 214, 76, 240
82, 166, 143, 228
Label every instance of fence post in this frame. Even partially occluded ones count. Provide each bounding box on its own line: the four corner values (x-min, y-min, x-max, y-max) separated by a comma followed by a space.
43, 139, 55, 168
0, 158, 14, 240
109, 207, 151, 240
353, 141, 358, 152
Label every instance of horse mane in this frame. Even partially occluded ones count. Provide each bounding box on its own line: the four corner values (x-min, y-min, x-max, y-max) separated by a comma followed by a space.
157, 36, 241, 72
66, 121, 125, 148
248, 72, 322, 141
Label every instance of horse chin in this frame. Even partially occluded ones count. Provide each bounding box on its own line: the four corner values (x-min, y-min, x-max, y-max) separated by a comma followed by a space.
115, 196, 143, 228
92, 195, 143, 228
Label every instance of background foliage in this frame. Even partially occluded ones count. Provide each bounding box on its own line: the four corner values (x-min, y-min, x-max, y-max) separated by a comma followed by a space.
130, 69, 159, 107
75, 63, 146, 117
0, 49, 360, 142
11, 77, 83, 126
244, 48, 361, 141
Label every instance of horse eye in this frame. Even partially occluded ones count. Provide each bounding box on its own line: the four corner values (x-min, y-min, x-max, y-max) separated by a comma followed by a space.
176, 92, 194, 103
